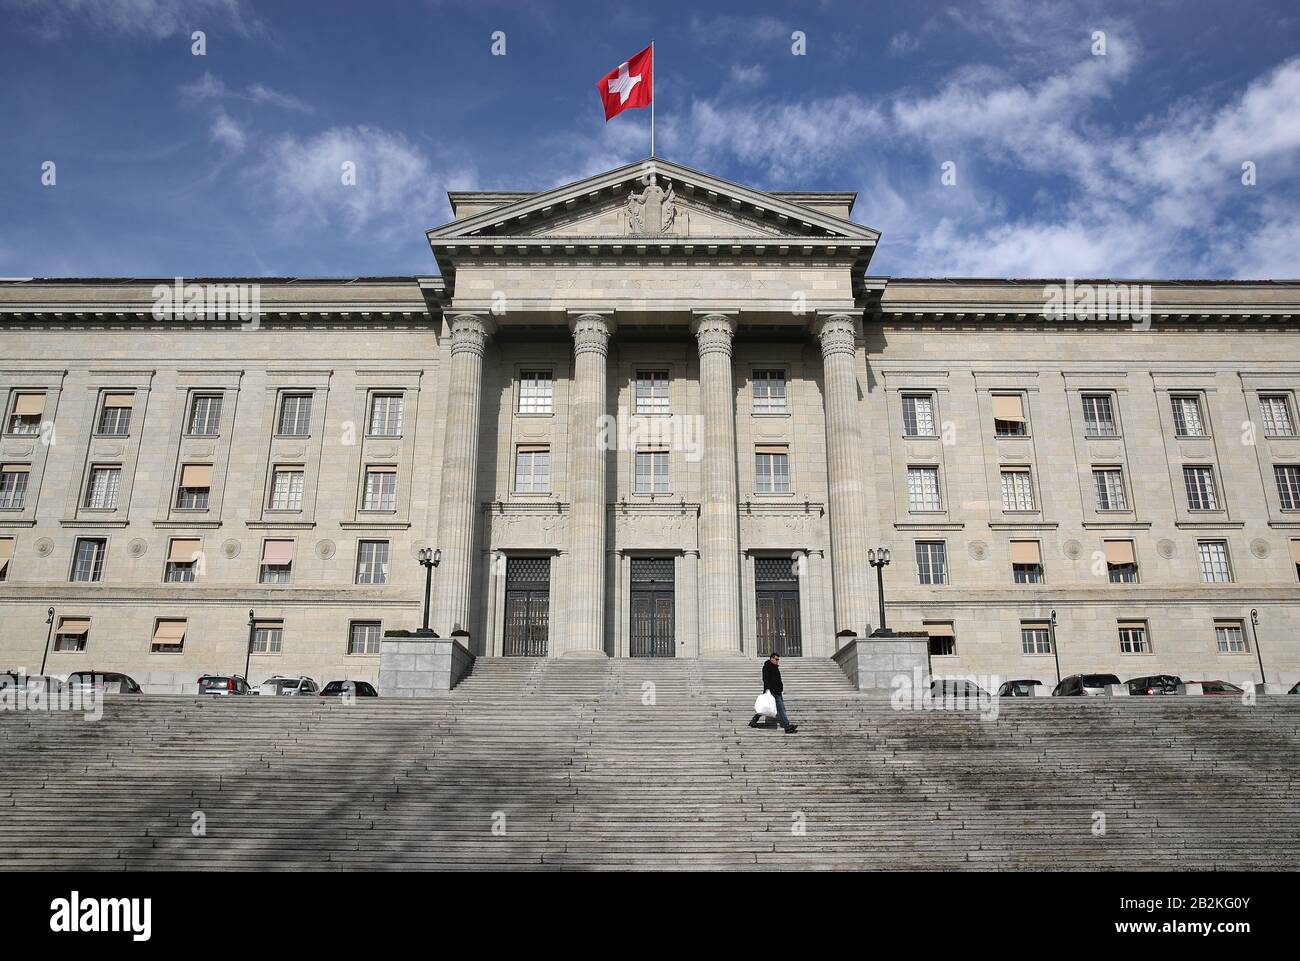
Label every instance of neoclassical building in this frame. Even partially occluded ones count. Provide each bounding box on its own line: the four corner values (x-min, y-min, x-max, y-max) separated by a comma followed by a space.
2, 158, 1298, 691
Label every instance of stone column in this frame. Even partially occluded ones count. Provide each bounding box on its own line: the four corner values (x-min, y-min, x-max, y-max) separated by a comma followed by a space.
693, 313, 743, 656
564, 313, 614, 656
817, 313, 872, 641
432, 312, 492, 638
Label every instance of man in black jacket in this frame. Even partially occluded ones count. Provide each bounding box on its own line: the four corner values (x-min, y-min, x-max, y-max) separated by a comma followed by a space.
750, 653, 797, 733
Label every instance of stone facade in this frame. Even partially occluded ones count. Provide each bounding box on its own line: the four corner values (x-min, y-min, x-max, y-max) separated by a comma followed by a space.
1, 158, 1298, 692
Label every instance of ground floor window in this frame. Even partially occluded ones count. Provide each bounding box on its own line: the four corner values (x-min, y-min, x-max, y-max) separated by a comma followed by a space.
924, 621, 956, 656
1214, 620, 1247, 653
348, 620, 382, 655
252, 620, 283, 654
1020, 622, 1052, 654
1118, 620, 1150, 654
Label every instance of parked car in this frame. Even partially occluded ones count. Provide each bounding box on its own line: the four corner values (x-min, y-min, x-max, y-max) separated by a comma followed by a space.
257, 675, 319, 696
0, 672, 63, 693
198, 674, 252, 696
1289, 681, 1300, 695
1190, 680, 1245, 696
997, 679, 1045, 697
320, 680, 378, 697
1126, 674, 1182, 696
64, 671, 142, 694
930, 679, 987, 697
1053, 673, 1121, 696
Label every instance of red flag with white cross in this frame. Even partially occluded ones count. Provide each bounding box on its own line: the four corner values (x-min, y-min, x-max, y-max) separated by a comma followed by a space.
596, 44, 653, 121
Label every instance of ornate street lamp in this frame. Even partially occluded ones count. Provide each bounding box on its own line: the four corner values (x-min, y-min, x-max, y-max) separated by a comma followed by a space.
868, 547, 891, 634
418, 547, 442, 633
38, 606, 55, 676
244, 609, 255, 684
1049, 608, 1062, 685
1250, 608, 1266, 688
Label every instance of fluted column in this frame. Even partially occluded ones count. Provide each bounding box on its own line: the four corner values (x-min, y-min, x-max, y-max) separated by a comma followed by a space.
817, 313, 871, 641
432, 312, 493, 637
693, 313, 743, 656
564, 312, 614, 656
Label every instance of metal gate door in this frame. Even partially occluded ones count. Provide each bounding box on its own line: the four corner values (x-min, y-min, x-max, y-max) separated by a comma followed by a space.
629, 557, 675, 657
755, 557, 802, 657
503, 556, 550, 656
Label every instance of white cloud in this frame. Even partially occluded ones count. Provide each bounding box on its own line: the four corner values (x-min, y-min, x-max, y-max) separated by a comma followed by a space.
209, 109, 246, 154
5, 0, 259, 40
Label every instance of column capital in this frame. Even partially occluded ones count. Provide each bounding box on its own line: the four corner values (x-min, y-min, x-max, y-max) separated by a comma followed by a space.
448, 313, 495, 357
691, 312, 738, 357
814, 312, 859, 358
568, 312, 616, 356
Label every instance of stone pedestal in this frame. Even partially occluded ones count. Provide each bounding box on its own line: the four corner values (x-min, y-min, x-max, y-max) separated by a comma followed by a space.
832, 630, 930, 692
379, 629, 475, 696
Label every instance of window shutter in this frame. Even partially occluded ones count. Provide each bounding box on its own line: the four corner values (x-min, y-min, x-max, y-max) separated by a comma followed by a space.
153, 620, 188, 643
13, 394, 45, 416
992, 394, 1025, 421
180, 464, 213, 487
262, 539, 294, 565
1009, 540, 1041, 565
168, 538, 201, 562
102, 393, 134, 408
1103, 540, 1135, 565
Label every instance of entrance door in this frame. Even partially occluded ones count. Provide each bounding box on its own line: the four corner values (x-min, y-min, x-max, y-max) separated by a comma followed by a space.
755, 557, 802, 657
503, 556, 550, 656
629, 557, 675, 657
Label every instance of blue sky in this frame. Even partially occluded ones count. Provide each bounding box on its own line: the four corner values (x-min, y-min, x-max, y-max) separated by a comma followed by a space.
2, 0, 1298, 278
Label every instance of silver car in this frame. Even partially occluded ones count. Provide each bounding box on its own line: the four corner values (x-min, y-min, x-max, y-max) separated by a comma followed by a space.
257, 675, 319, 696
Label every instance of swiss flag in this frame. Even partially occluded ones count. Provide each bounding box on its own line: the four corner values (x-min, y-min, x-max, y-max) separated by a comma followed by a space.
596, 44, 653, 121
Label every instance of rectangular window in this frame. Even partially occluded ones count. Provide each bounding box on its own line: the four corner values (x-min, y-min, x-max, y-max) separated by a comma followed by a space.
277, 393, 312, 436
187, 393, 223, 436
176, 463, 212, 510
752, 370, 788, 414
84, 466, 122, 510
251, 620, 283, 654
1021, 622, 1052, 655
1260, 394, 1295, 437
259, 539, 294, 584
356, 540, 390, 585
362, 467, 398, 511
915, 541, 948, 585
906, 466, 941, 512
902, 394, 936, 437
348, 620, 382, 655
0, 464, 31, 509
1171, 395, 1206, 437
1275, 464, 1300, 510
1000, 467, 1035, 511
992, 393, 1027, 436
1118, 620, 1151, 654
1093, 467, 1128, 511
269, 467, 305, 511
517, 371, 553, 415
151, 618, 188, 654
96, 393, 134, 435
6, 392, 45, 435
924, 621, 956, 656
1215, 620, 1247, 654
1104, 539, 1138, 583
634, 448, 671, 494
1010, 540, 1043, 583
164, 538, 200, 583
0, 536, 13, 582
1198, 540, 1232, 583
53, 617, 90, 653
1183, 465, 1219, 511
755, 445, 791, 494
1081, 393, 1117, 437
70, 538, 106, 583
635, 370, 670, 415
514, 446, 551, 493
368, 394, 404, 436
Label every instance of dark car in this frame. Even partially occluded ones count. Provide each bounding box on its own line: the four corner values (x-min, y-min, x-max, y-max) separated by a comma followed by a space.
320, 680, 378, 697
64, 671, 142, 694
0, 672, 63, 693
997, 679, 1045, 697
1127, 674, 1182, 696
1289, 681, 1300, 695
930, 679, 987, 698
1190, 680, 1245, 696
1053, 673, 1122, 696
198, 674, 251, 695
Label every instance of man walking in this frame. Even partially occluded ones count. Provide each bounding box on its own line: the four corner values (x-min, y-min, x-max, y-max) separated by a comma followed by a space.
750, 652, 798, 734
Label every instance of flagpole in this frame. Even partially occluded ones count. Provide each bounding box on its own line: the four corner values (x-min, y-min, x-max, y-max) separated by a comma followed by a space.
650, 39, 655, 157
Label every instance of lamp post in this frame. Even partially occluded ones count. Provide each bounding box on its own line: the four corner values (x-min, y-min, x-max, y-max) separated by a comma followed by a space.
1249, 608, 1266, 688
243, 609, 255, 683
38, 606, 55, 675
868, 547, 891, 634
418, 547, 442, 634
1049, 608, 1062, 685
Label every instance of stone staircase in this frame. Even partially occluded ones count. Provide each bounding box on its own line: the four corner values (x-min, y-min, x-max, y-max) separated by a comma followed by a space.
2, 657, 1298, 870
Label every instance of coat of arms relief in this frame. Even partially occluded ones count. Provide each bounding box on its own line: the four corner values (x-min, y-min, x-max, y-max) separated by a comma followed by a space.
623, 174, 688, 236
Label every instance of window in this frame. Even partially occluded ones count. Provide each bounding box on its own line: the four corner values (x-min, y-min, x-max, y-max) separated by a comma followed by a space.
0, 464, 31, 509
1215, 620, 1247, 654
906, 466, 941, 511
517, 371, 553, 415
368, 394, 404, 436
70, 538, 106, 583
1000, 467, 1035, 511
1276, 465, 1300, 510
84, 466, 121, 510
1093, 467, 1128, 511
362, 467, 398, 511
176, 464, 212, 510
1260, 394, 1295, 437
1171, 395, 1206, 437
992, 394, 1027, 436
164, 538, 200, 582
634, 449, 670, 494
915, 541, 948, 585
348, 620, 382, 655
755, 445, 791, 494
635, 370, 670, 415
187, 394, 223, 435
356, 540, 390, 585
1104, 540, 1138, 583
1118, 620, 1151, 654
6, 393, 45, 434
902, 394, 936, 437
1198, 540, 1232, 583
1021, 622, 1052, 655
924, 621, 956, 656
151, 618, 188, 654
0, 537, 12, 582
269, 467, 304, 511
277, 393, 312, 436
515, 446, 551, 493
752, 370, 787, 414
1183, 465, 1218, 511
96, 393, 134, 435
1010, 540, 1043, 583
53, 617, 90, 653
251, 620, 283, 654
1082, 393, 1116, 437
259, 539, 294, 584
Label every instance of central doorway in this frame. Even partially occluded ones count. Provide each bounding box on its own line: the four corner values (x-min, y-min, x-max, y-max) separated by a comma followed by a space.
629, 556, 675, 657
503, 556, 550, 656
755, 556, 802, 657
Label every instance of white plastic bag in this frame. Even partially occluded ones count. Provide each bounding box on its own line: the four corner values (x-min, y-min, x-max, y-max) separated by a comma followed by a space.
754, 691, 777, 718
